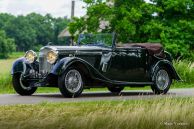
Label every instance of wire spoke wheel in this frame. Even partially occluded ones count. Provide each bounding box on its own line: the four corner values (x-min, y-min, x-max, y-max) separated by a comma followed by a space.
59, 68, 84, 98
64, 69, 83, 94
151, 68, 172, 94
156, 70, 170, 90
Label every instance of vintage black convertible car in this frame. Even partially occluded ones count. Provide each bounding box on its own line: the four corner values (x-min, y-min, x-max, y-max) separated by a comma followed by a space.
11, 33, 181, 97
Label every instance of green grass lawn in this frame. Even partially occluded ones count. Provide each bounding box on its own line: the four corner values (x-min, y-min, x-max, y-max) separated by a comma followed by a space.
0, 97, 193, 129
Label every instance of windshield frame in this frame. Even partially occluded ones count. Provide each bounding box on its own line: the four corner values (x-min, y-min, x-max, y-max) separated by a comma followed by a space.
77, 33, 116, 48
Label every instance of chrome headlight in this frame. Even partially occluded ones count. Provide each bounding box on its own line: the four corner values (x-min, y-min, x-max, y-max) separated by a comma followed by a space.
25, 50, 37, 63
47, 50, 58, 64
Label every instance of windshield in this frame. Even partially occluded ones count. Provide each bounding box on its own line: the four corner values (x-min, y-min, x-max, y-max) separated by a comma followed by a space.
78, 33, 114, 47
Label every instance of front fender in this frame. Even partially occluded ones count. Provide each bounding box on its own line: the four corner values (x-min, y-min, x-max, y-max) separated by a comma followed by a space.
51, 57, 74, 75
51, 57, 93, 76
11, 57, 39, 75
11, 57, 27, 75
51, 57, 107, 80
152, 60, 182, 81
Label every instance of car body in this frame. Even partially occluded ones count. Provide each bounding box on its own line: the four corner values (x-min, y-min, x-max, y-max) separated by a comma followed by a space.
11, 33, 181, 97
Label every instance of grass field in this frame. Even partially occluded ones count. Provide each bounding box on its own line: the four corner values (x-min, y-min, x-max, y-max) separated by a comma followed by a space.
0, 52, 194, 94
0, 97, 193, 129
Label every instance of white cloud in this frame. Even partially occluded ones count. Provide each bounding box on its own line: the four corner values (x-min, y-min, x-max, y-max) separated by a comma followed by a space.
0, 0, 86, 18
0, 0, 151, 18
0, 0, 9, 12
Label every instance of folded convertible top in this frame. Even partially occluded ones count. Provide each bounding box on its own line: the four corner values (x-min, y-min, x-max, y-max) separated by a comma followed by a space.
119, 43, 165, 58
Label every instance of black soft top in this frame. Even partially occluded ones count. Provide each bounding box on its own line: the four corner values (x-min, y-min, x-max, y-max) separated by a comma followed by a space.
118, 43, 165, 57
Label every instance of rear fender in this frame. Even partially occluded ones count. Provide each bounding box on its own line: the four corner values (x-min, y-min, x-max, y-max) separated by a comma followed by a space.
151, 60, 182, 81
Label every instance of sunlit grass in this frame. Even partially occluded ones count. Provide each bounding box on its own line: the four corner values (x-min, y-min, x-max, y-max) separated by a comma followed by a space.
173, 60, 194, 83
0, 58, 14, 93
0, 97, 193, 129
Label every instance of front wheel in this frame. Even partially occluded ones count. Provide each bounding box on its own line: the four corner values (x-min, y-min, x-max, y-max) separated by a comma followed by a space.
58, 68, 84, 98
12, 73, 37, 96
151, 68, 172, 94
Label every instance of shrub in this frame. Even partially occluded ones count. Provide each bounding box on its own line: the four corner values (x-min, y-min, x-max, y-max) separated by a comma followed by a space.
0, 30, 16, 58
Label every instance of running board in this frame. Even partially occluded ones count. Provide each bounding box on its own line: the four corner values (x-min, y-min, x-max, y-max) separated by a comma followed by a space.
96, 78, 154, 86
112, 82, 154, 86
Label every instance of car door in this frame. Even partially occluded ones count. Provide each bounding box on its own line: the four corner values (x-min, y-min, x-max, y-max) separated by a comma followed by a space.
102, 47, 148, 82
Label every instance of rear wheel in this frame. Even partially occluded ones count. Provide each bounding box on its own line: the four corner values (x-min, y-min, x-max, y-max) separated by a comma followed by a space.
151, 68, 172, 94
108, 86, 124, 93
58, 68, 84, 98
12, 73, 37, 96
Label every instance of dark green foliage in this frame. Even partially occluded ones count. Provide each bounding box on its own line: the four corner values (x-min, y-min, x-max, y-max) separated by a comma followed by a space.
0, 13, 69, 52
4, 15, 37, 51
0, 30, 16, 58
69, 0, 194, 59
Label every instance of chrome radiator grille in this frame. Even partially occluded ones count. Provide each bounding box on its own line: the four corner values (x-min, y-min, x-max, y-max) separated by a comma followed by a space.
39, 48, 53, 74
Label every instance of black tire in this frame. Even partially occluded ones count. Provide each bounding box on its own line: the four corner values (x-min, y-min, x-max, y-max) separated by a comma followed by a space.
151, 67, 172, 94
107, 86, 124, 93
12, 73, 37, 96
58, 67, 84, 98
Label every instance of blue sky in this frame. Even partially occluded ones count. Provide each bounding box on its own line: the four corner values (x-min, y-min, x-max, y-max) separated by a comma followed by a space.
0, 0, 86, 18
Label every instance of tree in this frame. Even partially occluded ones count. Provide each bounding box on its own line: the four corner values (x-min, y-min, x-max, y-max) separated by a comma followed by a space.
26, 13, 70, 47
26, 13, 55, 47
4, 15, 37, 51
0, 30, 16, 58
0, 13, 70, 51
69, 0, 158, 42
0, 13, 15, 30
53, 17, 70, 45
151, 0, 194, 58
69, 0, 194, 59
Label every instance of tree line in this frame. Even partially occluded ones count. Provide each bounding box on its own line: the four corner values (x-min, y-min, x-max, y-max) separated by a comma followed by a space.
69, 0, 194, 59
1, 0, 194, 59
0, 13, 69, 58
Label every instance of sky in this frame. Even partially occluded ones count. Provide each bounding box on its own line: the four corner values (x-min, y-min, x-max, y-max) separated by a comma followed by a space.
0, 0, 150, 18
0, 0, 86, 18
